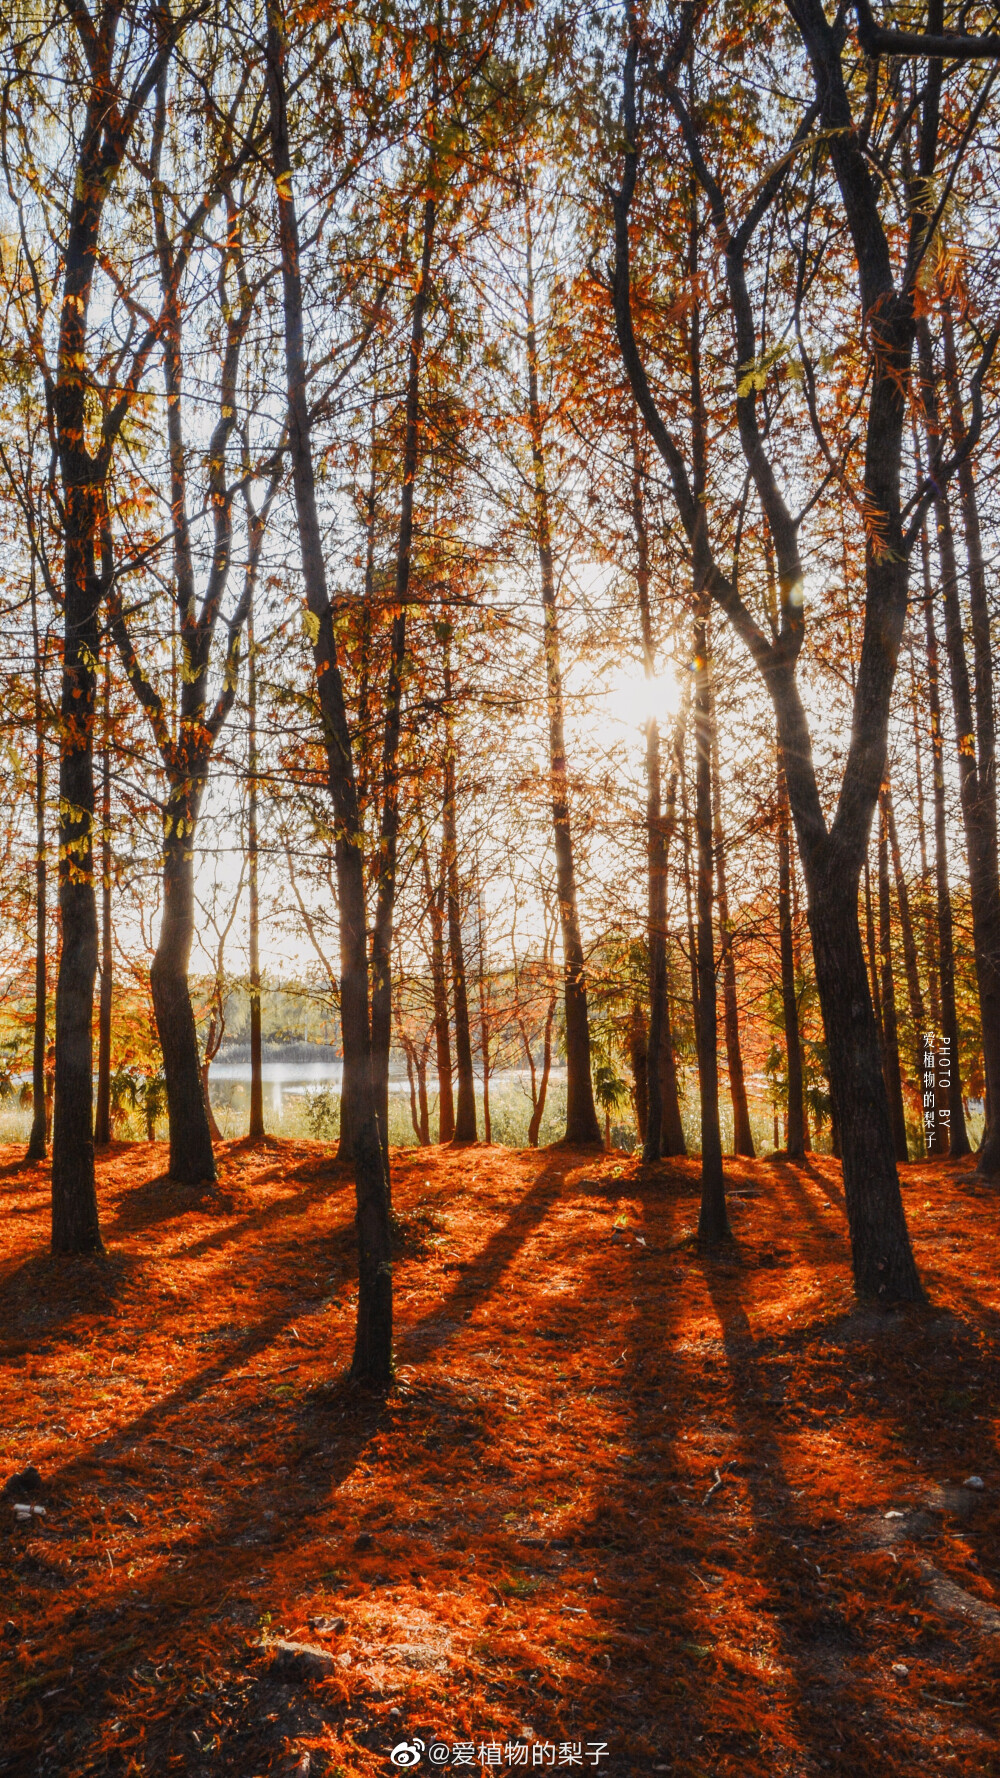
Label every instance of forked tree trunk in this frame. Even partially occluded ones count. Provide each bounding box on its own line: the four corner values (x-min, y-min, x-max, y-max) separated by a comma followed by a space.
153, 816, 216, 1184
777, 759, 805, 1159
611, 0, 924, 1301
878, 787, 909, 1163
267, 0, 391, 1382
95, 647, 113, 1146
247, 598, 265, 1142
524, 196, 601, 1149
50, 0, 181, 1251
27, 570, 47, 1165
693, 619, 727, 1243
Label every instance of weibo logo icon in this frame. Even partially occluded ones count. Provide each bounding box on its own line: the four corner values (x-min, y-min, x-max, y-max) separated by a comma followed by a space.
390, 1741, 425, 1768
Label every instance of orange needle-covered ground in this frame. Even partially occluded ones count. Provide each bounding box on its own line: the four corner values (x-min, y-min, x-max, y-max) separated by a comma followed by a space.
1, 1139, 998, 1776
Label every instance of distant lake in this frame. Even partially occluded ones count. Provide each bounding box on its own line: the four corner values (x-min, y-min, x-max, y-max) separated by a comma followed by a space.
207, 1059, 562, 1112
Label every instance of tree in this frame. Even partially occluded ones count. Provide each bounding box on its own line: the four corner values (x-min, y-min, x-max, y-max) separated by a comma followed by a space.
603, 2, 997, 1295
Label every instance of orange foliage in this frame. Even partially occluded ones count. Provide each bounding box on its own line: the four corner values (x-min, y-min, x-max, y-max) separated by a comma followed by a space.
0, 1142, 998, 1775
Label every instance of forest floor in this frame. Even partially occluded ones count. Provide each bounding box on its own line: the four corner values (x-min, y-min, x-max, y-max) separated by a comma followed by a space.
0, 1140, 999, 1778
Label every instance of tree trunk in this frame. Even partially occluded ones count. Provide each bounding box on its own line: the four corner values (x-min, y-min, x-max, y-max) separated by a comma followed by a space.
658, 990, 687, 1155
630, 428, 666, 1162
50, 0, 178, 1248
51, 502, 103, 1254
267, 0, 391, 1382
693, 617, 727, 1243
370, 193, 435, 1162
442, 636, 477, 1143
806, 860, 920, 1294
527, 987, 556, 1147
863, 858, 884, 1041
628, 1001, 649, 1143
404, 1040, 422, 1144
919, 322, 996, 1168
923, 540, 969, 1157
878, 787, 909, 1162
95, 644, 113, 1146
476, 883, 492, 1144
611, 0, 924, 1301
777, 758, 806, 1159
417, 1045, 430, 1146
524, 195, 601, 1148
27, 570, 47, 1164
885, 780, 931, 1154
680, 764, 700, 1051
711, 701, 754, 1156
152, 815, 217, 1184
247, 597, 265, 1141
201, 1056, 224, 1142
421, 828, 454, 1142
908, 613, 941, 1034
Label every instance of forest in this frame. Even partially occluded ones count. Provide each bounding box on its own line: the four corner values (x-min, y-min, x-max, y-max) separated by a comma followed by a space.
1, 1, 1000, 1774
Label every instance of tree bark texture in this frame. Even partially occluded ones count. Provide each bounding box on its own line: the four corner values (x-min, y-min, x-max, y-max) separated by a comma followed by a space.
247, 596, 265, 1142
267, 0, 392, 1383
525, 195, 601, 1147
442, 636, 477, 1143
693, 622, 727, 1242
923, 565, 970, 1157
777, 758, 806, 1159
27, 572, 48, 1164
878, 787, 909, 1162
711, 706, 754, 1156
370, 193, 435, 1160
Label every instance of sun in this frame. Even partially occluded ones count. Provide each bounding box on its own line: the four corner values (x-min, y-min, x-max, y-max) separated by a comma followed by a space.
600, 663, 683, 735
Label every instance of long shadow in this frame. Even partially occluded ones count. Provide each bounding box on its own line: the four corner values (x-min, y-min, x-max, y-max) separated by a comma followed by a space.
108, 1152, 349, 1256
0, 1146, 608, 1776
465, 1158, 743, 1771
0, 1371, 388, 1776
0, 1249, 145, 1362
695, 1252, 919, 1773
0, 1159, 47, 1195
394, 1149, 586, 1364
795, 1155, 847, 1215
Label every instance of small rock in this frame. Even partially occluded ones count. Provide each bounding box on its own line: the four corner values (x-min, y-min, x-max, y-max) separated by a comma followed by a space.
12, 1503, 45, 1522
884, 1510, 905, 1520
268, 1640, 338, 1682
2, 1467, 41, 1497
307, 1615, 347, 1635
336, 1650, 352, 1668
353, 1531, 374, 1551
891, 1663, 909, 1680
962, 1476, 985, 1491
